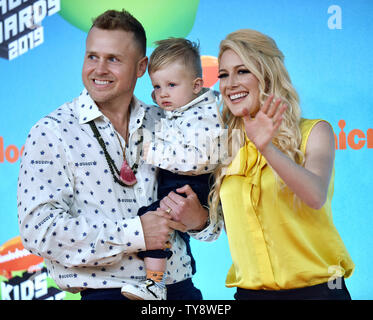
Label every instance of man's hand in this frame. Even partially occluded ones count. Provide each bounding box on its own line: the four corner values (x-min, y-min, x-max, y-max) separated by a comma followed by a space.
140, 210, 187, 250
159, 184, 209, 231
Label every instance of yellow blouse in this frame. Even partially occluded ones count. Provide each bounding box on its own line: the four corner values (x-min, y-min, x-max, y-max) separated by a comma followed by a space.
220, 119, 354, 290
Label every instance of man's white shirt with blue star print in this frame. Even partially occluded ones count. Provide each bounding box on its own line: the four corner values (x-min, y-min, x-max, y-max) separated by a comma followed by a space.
17, 89, 223, 293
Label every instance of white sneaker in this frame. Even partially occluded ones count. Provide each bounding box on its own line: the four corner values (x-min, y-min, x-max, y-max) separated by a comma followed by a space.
121, 279, 166, 300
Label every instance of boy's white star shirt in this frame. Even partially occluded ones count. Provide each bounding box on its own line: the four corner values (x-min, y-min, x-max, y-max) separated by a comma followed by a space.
146, 89, 226, 174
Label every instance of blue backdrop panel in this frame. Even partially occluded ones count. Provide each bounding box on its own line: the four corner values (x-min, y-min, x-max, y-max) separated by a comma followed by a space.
0, 0, 372, 300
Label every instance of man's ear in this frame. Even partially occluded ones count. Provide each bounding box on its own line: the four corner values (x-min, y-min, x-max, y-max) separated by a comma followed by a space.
137, 56, 148, 78
192, 77, 204, 94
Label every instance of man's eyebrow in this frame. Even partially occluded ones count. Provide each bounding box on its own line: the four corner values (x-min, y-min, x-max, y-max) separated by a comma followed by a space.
85, 51, 123, 58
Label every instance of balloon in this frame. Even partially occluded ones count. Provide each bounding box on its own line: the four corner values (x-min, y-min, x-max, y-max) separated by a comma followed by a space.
59, 0, 200, 47
201, 56, 219, 88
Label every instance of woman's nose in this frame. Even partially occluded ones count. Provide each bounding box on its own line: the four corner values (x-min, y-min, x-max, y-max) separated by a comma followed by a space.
227, 74, 238, 88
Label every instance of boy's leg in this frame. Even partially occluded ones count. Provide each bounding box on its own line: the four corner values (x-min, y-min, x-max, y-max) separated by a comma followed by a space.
137, 245, 173, 293
144, 256, 167, 289
121, 201, 171, 300
121, 255, 168, 300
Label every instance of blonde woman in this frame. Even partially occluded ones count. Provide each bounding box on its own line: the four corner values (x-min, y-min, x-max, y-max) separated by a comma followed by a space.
209, 29, 354, 300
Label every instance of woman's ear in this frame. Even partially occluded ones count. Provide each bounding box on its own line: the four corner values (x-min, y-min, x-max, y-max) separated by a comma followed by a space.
192, 77, 204, 94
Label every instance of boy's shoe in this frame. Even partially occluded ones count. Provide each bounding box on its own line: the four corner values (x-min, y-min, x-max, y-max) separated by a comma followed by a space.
121, 279, 166, 300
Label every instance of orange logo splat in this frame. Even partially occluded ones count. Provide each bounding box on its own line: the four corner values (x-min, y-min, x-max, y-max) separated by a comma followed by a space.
0, 236, 44, 279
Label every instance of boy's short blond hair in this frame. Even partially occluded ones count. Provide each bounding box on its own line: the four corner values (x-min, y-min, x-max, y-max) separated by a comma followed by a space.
148, 38, 202, 78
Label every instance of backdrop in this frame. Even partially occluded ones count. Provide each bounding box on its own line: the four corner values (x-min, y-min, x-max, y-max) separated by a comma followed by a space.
0, 0, 372, 300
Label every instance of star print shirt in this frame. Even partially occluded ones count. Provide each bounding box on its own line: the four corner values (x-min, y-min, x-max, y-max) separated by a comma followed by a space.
145, 88, 226, 175
17, 89, 223, 293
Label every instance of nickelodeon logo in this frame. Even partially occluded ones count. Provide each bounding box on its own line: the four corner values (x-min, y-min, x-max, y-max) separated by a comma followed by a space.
1, 120, 371, 166
0, 136, 24, 163
334, 120, 373, 150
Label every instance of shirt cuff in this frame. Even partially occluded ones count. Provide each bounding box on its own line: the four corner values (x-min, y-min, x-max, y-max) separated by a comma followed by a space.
124, 216, 146, 253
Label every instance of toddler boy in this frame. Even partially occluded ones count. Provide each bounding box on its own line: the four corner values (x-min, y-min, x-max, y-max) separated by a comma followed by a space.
121, 38, 224, 300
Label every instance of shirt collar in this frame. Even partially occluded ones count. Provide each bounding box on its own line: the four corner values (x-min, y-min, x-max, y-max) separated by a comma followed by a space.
128, 95, 146, 132
163, 88, 216, 120
77, 89, 103, 124
77, 88, 146, 127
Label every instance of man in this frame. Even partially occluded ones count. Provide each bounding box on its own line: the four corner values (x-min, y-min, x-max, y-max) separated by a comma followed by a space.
17, 9, 222, 300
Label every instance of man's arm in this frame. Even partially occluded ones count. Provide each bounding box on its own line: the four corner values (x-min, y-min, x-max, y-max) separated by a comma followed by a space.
17, 122, 147, 268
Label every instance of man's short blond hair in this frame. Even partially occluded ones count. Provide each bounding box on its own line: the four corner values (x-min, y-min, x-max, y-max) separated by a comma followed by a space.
148, 38, 202, 78
91, 9, 146, 57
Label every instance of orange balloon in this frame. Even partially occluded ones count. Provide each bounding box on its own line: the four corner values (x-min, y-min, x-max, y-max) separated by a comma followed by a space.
201, 56, 219, 88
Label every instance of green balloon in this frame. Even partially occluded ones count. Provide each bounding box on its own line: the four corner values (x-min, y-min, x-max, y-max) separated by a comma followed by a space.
59, 0, 200, 47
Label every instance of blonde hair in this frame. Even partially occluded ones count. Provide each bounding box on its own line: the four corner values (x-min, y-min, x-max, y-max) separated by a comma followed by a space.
148, 38, 202, 78
92, 9, 146, 57
208, 29, 304, 219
